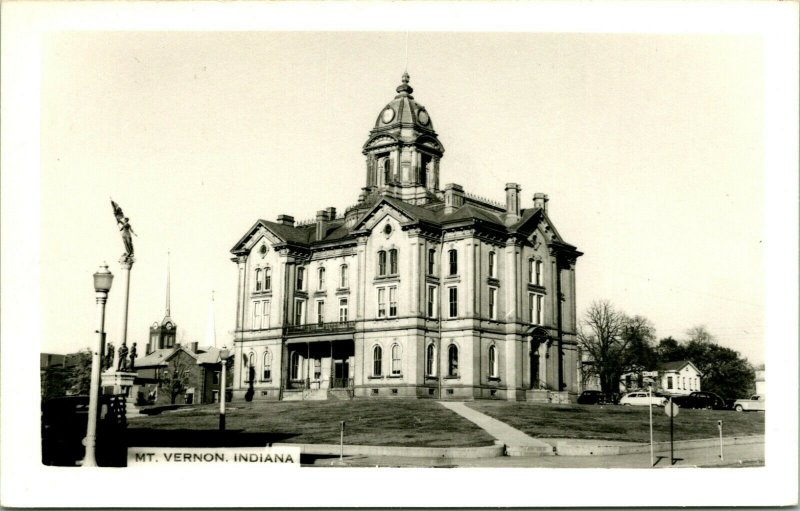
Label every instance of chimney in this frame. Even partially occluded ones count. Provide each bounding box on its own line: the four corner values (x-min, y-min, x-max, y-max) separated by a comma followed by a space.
316, 210, 328, 241
533, 193, 549, 212
443, 183, 465, 214
505, 183, 521, 222
190, 342, 198, 353
277, 214, 295, 226
325, 207, 336, 220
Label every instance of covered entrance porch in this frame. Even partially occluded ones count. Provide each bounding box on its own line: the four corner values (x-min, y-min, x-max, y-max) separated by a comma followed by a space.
282, 336, 354, 400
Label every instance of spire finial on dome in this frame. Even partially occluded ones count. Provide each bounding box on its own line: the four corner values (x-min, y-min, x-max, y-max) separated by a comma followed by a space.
396, 72, 413, 96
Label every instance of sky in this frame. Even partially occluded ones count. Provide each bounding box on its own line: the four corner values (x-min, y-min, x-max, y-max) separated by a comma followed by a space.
36, 31, 769, 363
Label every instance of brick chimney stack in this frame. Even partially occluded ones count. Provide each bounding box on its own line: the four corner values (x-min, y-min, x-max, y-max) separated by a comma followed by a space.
505, 183, 521, 222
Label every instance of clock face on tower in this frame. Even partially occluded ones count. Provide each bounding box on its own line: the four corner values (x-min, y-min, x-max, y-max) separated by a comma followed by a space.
381, 107, 395, 124
418, 109, 429, 125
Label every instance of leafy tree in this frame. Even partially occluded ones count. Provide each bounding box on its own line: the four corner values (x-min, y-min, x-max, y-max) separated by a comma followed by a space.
620, 315, 658, 388
67, 349, 92, 395
681, 337, 755, 399
161, 358, 191, 404
657, 336, 684, 361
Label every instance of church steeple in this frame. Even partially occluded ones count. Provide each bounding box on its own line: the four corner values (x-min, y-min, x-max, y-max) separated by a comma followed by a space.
148, 251, 176, 354
362, 73, 445, 206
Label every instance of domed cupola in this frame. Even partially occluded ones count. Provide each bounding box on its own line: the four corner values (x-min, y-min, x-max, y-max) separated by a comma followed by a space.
374, 72, 435, 132
362, 73, 445, 205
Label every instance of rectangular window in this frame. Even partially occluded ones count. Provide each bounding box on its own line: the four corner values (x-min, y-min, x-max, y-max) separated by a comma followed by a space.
536, 295, 543, 325
294, 300, 305, 325
340, 265, 348, 288
339, 298, 348, 322
314, 358, 321, 380
389, 250, 398, 274
528, 294, 534, 323
489, 287, 497, 320
378, 251, 387, 276
263, 300, 270, 328
316, 300, 325, 325
377, 288, 386, 318
389, 287, 397, 317
318, 267, 325, 290
427, 285, 437, 318
448, 287, 458, 318
253, 301, 261, 329
428, 249, 435, 275
488, 252, 496, 278
667, 376, 673, 389
296, 267, 305, 290
448, 250, 458, 275
212, 371, 220, 385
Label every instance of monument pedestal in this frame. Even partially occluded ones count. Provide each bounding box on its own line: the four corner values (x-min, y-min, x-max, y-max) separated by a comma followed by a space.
101, 371, 136, 397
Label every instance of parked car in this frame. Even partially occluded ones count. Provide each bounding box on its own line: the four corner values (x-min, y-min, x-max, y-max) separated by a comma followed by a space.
619, 391, 667, 407
670, 391, 726, 410
733, 395, 765, 412
577, 390, 607, 405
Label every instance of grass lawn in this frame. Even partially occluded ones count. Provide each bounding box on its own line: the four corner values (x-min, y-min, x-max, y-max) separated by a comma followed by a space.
128, 399, 496, 448
467, 401, 765, 443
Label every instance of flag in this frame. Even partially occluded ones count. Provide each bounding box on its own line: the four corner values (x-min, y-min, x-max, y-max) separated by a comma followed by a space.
111, 199, 124, 223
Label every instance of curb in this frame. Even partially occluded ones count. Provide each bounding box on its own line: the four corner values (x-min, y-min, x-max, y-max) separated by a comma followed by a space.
274, 441, 505, 459
550, 435, 764, 456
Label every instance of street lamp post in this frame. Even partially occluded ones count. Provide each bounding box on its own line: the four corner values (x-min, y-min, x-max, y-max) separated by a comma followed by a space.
84, 264, 113, 467
219, 347, 229, 432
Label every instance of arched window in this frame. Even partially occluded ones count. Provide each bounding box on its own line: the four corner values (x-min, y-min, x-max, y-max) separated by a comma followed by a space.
290, 352, 301, 381
389, 249, 398, 274
391, 343, 402, 375
296, 267, 305, 290
488, 252, 496, 278
448, 249, 458, 275
528, 259, 535, 284
373, 345, 383, 376
426, 343, 436, 376
247, 352, 256, 383
263, 350, 272, 380
255, 269, 262, 291
535, 260, 543, 286
377, 250, 387, 276
318, 267, 325, 289
264, 266, 271, 291
340, 264, 348, 288
489, 345, 498, 378
448, 344, 459, 377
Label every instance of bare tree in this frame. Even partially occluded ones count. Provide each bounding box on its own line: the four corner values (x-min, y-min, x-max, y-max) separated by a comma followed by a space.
686, 325, 715, 344
161, 358, 191, 404
578, 300, 628, 396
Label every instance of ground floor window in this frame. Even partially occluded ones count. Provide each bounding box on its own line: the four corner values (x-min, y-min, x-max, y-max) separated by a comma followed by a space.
290, 352, 301, 380
263, 350, 272, 380
373, 345, 383, 376
489, 345, 498, 377
448, 344, 459, 377
391, 343, 402, 375
426, 343, 436, 376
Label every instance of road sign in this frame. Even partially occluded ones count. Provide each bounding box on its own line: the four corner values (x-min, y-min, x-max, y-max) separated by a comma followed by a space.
642, 371, 658, 377
665, 401, 679, 417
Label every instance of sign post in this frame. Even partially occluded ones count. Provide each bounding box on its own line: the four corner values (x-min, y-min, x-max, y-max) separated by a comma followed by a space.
648, 387, 654, 467
664, 397, 679, 465
339, 420, 345, 463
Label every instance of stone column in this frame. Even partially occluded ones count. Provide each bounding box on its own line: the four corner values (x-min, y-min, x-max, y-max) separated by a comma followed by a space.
355, 237, 368, 320
110, 256, 134, 373
409, 235, 420, 314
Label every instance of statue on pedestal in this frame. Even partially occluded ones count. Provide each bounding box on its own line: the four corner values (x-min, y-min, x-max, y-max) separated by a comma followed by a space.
104, 342, 115, 370
129, 342, 138, 370
111, 199, 136, 257
117, 344, 129, 371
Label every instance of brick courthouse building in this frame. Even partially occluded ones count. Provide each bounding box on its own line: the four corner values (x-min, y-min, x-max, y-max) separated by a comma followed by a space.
230, 73, 582, 401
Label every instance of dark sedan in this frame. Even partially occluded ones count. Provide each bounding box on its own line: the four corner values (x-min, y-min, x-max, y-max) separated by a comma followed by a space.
670, 391, 727, 410
577, 390, 607, 405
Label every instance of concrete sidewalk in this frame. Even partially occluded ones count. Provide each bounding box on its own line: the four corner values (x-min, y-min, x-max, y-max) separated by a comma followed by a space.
310, 440, 764, 468
438, 401, 554, 456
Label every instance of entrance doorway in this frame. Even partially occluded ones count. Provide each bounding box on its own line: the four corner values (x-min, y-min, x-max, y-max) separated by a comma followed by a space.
332, 360, 349, 388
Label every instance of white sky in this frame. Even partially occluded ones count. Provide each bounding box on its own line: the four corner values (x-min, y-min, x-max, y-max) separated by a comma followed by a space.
2, 2, 797, 508
40, 31, 766, 362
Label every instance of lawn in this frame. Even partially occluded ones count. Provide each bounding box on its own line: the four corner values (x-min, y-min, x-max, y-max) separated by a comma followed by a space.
467, 401, 765, 443
128, 399, 496, 448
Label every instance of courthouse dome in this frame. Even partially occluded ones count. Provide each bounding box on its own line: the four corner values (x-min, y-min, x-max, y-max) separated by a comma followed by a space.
373, 72, 435, 132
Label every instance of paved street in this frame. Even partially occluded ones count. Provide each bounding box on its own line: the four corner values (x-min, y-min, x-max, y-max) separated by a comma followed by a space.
309, 440, 764, 468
